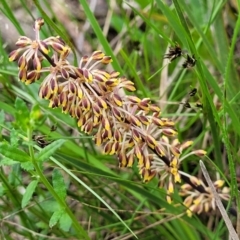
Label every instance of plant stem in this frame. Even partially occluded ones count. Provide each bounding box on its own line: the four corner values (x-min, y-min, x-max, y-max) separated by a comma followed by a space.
27, 128, 90, 240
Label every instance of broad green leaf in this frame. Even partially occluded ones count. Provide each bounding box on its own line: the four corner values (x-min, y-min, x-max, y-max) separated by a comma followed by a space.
39, 200, 59, 213
21, 162, 34, 171
8, 164, 21, 186
52, 168, 67, 200
111, 15, 124, 33
49, 208, 64, 228
0, 157, 18, 166
59, 212, 72, 232
22, 180, 39, 208
35, 139, 66, 162
35, 221, 48, 229
10, 128, 19, 147
0, 110, 4, 125
30, 104, 46, 128
0, 142, 30, 162
14, 97, 30, 131
0, 102, 16, 115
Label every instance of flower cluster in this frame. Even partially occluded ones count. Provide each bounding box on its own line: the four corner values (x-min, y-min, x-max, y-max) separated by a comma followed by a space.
9, 18, 228, 215
179, 176, 230, 217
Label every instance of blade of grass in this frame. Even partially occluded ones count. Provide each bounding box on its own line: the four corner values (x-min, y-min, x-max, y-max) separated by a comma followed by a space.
171, 0, 227, 169
50, 155, 138, 239
200, 160, 239, 240
179, 0, 226, 73
155, 0, 189, 48
120, 49, 148, 97
223, 2, 240, 208
172, 0, 240, 225
28, 133, 90, 239
78, 0, 123, 74
127, 2, 173, 45
0, 0, 24, 35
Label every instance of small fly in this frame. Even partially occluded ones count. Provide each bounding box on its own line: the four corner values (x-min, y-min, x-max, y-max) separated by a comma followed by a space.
189, 88, 197, 97
32, 134, 53, 148
164, 44, 182, 62
32, 125, 57, 148
182, 54, 196, 68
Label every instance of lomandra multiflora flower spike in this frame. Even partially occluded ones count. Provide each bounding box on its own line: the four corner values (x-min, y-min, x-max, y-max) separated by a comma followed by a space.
9, 18, 230, 213
180, 177, 230, 217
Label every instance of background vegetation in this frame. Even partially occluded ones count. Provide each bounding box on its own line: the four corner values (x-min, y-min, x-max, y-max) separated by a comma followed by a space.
0, 0, 239, 239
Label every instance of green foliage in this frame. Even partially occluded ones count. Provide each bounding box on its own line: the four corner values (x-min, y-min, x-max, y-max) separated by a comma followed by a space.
14, 97, 30, 131
21, 180, 39, 208
35, 139, 66, 162
49, 208, 65, 228
52, 168, 67, 200
0, 141, 30, 162
59, 212, 72, 232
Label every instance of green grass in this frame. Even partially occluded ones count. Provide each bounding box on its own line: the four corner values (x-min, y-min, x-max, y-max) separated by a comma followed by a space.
0, 0, 239, 239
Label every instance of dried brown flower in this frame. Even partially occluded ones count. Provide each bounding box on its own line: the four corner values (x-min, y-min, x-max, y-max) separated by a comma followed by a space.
180, 177, 230, 217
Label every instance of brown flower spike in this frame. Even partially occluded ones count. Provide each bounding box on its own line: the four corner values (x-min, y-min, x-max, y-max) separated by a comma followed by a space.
180, 177, 230, 217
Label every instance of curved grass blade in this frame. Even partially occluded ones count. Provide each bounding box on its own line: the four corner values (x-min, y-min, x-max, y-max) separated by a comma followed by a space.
51, 155, 138, 239
78, 0, 123, 74
35, 139, 66, 162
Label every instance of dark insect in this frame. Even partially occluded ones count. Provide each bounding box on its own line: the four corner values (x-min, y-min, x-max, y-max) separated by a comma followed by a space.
32, 125, 57, 147
183, 102, 191, 108
189, 88, 197, 97
196, 102, 203, 109
164, 44, 182, 62
182, 54, 196, 68
32, 135, 53, 148
50, 125, 57, 132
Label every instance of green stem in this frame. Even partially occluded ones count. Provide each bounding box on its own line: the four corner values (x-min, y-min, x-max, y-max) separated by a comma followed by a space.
0, 172, 35, 240
27, 128, 90, 240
